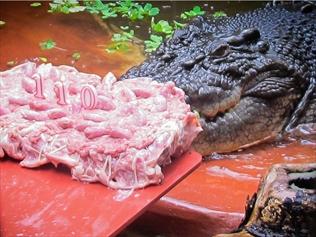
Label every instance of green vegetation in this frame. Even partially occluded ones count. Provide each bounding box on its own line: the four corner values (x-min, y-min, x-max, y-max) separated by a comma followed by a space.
213, 11, 227, 19
39, 39, 56, 50
72, 52, 81, 61
112, 29, 134, 42
49, 0, 85, 14
106, 42, 130, 53
151, 19, 173, 36
39, 57, 48, 63
83, 0, 159, 20
173, 20, 186, 30
30, 2, 42, 7
84, 0, 117, 19
144, 35, 163, 53
106, 27, 134, 53
123, 3, 159, 20
45, 1, 227, 53
7, 61, 17, 67
141, 3, 160, 17
180, 6, 205, 20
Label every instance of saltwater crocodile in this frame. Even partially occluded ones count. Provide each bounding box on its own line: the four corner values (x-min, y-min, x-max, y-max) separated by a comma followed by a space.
122, 3, 316, 155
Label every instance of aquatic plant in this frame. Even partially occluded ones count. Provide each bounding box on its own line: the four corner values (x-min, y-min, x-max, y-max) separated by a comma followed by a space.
112, 29, 135, 42
39, 57, 48, 63
6, 61, 17, 67
180, 6, 205, 20
213, 11, 227, 19
49, 0, 85, 14
144, 35, 163, 53
45, 1, 225, 53
151, 19, 173, 36
105, 27, 134, 53
72, 52, 81, 61
39, 39, 56, 50
30, 2, 42, 8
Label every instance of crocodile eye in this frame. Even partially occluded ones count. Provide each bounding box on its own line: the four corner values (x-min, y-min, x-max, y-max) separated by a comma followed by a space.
210, 44, 230, 57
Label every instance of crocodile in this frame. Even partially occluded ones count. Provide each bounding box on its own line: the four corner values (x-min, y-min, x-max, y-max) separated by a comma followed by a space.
122, 3, 316, 155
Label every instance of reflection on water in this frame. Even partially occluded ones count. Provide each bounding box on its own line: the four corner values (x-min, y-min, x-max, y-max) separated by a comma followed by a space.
0, 1, 267, 75
168, 132, 316, 212
0, 1, 145, 76
207, 166, 260, 181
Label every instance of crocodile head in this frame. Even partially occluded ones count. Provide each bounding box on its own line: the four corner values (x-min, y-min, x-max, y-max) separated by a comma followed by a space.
122, 14, 309, 155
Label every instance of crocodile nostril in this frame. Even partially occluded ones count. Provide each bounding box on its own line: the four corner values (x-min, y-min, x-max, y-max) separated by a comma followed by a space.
240, 28, 261, 42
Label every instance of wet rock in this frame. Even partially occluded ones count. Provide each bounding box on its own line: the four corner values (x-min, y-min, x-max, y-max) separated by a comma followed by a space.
215, 163, 316, 237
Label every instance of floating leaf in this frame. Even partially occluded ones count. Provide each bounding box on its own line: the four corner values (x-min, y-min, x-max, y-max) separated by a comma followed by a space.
72, 52, 81, 61
180, 6, 205, 20
151, 18, 173, 35
39, 57, 48, 63
144, 34, 163, 53
111, 30, 134, 42
68, 6, 86, 13
143, 3, 152, 11
143, 3, 159, 16
148, 7, 159, 16
193, 6, 203, 14
99, 4, 117, 19
127, 7, 144, 21
39, 39, 56, 50
106, 42, 130, 53
213, 11, 227, 19
115, 0, 134, 15
49, 0, 85, 14
30, 2, 41, 7
173, 20, 186, 30
7, 61, 17, 66
116, 1, 159, 21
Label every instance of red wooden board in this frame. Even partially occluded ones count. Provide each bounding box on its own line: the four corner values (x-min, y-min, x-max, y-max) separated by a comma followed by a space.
0, 150, 201, 237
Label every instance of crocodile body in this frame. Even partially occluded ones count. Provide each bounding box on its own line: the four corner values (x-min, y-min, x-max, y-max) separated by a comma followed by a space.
122, 3, 316, 155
